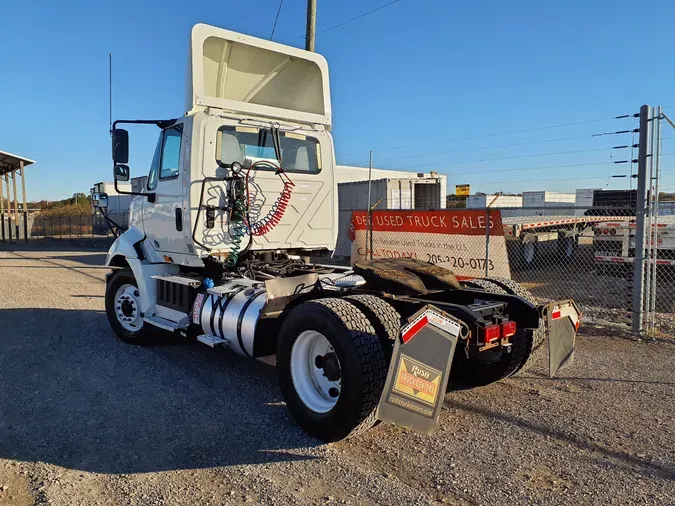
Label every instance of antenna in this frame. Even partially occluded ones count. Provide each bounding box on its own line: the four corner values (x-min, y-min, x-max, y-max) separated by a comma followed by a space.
108, 53, 112, 134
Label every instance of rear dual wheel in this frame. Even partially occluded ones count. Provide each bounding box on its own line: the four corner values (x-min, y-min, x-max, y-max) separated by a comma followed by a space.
277, 298, 389, 442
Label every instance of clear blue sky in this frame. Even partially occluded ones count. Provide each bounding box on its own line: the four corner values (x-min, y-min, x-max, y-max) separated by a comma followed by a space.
2, 0, 674, 201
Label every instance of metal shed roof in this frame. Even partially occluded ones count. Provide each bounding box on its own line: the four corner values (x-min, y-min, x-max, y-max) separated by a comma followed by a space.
0, 150, 36, 176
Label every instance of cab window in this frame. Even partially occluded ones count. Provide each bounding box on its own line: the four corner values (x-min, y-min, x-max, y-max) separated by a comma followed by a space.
216, 125, 321, 173
147, 135, 162, 191
147, 126, 183, 191
160, 127, 182, 180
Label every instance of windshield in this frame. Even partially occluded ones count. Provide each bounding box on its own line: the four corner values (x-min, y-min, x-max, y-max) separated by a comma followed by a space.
216, 125, 322, 173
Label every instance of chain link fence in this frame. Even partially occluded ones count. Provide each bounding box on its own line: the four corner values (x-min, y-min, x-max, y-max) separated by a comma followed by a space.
0, 209, 126, 243
342, 205, 674, 336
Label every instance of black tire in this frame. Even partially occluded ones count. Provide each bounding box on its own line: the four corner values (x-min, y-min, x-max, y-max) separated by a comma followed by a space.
344, 295, 401, 354
521, 241, 537, 269
462, 278, 508, 294
486, 277, 545, 373
557, 233, 576, 263
454, 279, 530, 385
277, 298, 388, 442
105, 269, 156, 345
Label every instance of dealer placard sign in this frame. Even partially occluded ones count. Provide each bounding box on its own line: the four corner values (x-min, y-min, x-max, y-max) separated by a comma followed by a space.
349, 210, 511, 278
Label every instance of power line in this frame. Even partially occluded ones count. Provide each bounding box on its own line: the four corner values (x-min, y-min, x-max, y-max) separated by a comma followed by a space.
343, 135, 675, 174
303, 0, 401, 39
451, 154, 675, 183
343, 133, 600, 165
443, 161, 616, 178
479, 175, 610, 186
270, 0, 284, 40
383, 147, 623, 172
340, 114, 635, 158
365, 144, 675, 173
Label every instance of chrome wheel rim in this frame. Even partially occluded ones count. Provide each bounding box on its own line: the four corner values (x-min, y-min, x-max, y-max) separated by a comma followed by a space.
114, 284, 143, 332
290, 330, 341, 413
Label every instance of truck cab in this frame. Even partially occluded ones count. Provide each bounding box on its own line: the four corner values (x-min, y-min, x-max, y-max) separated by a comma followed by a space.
108, 24, 337, 269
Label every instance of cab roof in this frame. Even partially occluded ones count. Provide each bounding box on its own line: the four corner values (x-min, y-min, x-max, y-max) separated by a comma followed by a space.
187, 24, 332, 128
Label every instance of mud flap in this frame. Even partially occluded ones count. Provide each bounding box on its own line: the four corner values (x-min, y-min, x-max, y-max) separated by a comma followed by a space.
543, 300, 581, 377
376, 305, 462, 434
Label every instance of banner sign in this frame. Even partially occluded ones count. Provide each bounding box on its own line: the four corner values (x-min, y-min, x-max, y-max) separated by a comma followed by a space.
349, 210, 511, 278
455, 184, 470, 196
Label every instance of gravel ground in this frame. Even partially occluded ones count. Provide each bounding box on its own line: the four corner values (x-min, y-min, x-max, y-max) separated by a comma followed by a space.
0, 244, 673, 506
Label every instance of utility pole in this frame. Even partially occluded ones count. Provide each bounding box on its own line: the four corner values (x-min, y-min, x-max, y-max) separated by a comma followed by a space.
367, 150, 373, 260
631, 105, 651, 333
305, 0, 316, 51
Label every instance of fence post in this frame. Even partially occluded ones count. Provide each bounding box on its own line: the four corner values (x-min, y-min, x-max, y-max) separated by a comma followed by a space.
23, 211, 28, 242
485, 208, 491, 277
1, 213, 4, 242
7, 215, 12, 242
631, 105, 651, 333
649, 106, 662, 333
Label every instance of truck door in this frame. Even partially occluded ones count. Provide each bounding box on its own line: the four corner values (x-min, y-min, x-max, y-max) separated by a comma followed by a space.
143, 121, 190, 255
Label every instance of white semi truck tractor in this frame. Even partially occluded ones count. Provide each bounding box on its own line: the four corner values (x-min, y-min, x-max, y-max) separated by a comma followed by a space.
96, 24, 580, 441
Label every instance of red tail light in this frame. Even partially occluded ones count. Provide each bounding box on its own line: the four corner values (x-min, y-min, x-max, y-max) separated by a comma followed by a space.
481, 324, 501, 343
501, 321, 517, 338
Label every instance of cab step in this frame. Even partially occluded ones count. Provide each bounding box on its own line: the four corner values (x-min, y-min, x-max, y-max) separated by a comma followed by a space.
196, 334, 227, 347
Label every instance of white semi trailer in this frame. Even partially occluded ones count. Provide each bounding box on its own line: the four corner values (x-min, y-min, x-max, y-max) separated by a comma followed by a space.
94, 24, 579, 441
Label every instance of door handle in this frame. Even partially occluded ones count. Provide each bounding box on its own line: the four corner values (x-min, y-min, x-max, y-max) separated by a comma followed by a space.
175, 208, 183, 231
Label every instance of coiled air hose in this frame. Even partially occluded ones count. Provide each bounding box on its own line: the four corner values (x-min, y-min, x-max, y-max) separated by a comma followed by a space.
245, 161, 295, 237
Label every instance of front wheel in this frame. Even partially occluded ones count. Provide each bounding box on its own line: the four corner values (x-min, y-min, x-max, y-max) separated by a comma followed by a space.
105, 269, 155, 345
277, 298, 388, 442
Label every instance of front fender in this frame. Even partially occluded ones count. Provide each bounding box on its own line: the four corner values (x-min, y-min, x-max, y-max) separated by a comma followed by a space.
105, 226, 146, 267
105, 225, 179, 316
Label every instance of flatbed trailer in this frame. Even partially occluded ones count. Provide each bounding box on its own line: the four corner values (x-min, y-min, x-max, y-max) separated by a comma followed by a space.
501, 214, 628, 268
593, 215, 675, 270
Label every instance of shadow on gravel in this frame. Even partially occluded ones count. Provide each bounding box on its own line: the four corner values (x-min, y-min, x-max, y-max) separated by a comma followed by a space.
0, 308, 319, 475
0, 238, 114, 253
514, 373, 675, 387
2, 249, 108, 266
1, 251, 108, 283
450, 400, 675, 481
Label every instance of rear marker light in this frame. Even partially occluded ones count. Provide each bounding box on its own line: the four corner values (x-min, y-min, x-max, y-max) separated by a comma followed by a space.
402, 316, 428, 343
501, 321, 517, 339
482, 324, 501, 343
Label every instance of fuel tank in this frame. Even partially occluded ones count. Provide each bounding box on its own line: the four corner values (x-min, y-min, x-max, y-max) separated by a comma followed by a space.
194, 280, 267, 357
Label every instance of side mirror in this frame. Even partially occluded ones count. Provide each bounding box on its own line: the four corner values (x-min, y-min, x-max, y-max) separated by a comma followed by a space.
112, 128, 129, 164
114, 164, 130, 182
92, 192, 109, 209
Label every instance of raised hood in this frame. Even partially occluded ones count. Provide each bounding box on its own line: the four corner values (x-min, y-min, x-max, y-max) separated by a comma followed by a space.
187, 23, 332, 128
